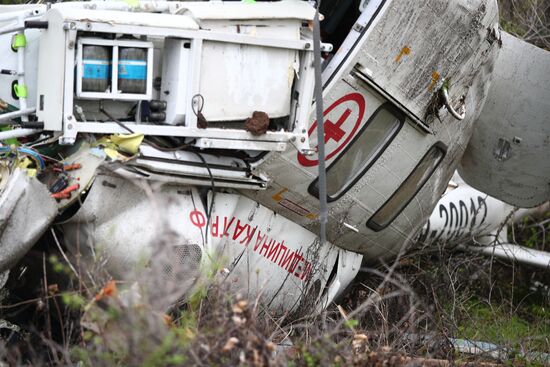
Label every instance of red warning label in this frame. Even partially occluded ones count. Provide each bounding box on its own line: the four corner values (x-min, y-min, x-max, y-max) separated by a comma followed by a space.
297, 92, 366, 167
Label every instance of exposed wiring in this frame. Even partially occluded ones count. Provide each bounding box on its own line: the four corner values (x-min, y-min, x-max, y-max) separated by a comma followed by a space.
191, 94, 204, 116
0, 145, 46, 169
18, 147, 45, 168
191, 94, 208, 128
99, 103, 135, 134
25, 135, 56, 148
189, 191, 206, 248
193, 151, 216, 245
143, 136, 192, 152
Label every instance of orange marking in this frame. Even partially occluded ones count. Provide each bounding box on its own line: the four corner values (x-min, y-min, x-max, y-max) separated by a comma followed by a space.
429, 71, 440, 92
395, 46, 411, 63
50, 183, 80, 199
271, 188, 288, 202
63, 163, 82, 171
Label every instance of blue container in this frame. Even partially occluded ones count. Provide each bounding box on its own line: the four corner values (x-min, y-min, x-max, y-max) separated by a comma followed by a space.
82, 45, 111, 92
118, 47, 147, 94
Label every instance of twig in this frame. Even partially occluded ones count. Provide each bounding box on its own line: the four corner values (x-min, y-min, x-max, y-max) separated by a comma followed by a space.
50, 228, 79, 279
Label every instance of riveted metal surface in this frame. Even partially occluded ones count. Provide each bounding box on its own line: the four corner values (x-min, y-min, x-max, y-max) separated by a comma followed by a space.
459, 32, 550, 208
247, 0, 500, 261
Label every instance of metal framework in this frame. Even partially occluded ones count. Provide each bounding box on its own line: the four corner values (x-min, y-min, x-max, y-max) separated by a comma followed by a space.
39, 9, 327, 153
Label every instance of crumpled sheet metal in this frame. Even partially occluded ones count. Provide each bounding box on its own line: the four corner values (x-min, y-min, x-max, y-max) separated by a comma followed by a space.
61, 173, 207, 309
359, 0, 498, 120
459, 32, 550, 208
0, 169, 57, 272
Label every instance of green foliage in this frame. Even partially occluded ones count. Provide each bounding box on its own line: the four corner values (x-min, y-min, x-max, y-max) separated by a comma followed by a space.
500, 18, 525, 36
49, 254, 74, 276
498, 0, 550, 50
140, 331, 188, 367
302, 350, 318, 367
458, 301, 530, 343
70, 347, 93, 366
61, 292, 85, 310
344, 318, 359, 329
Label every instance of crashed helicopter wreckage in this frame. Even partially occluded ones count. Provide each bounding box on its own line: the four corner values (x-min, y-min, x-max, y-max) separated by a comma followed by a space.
0, 0, 549, 314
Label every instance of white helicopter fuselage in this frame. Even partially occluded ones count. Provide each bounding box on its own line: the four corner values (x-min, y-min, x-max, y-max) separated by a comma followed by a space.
0, 0, 548, 313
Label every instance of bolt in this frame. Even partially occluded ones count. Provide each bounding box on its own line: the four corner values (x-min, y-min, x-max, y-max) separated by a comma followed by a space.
67, 123, 73, 129
68, 41, 75, 49
301, 137, 306, 143
304, 43, 311, 49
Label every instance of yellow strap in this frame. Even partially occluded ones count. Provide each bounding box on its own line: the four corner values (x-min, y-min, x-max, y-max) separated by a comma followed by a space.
13, 84, 27, 98
11, 34, 26, 49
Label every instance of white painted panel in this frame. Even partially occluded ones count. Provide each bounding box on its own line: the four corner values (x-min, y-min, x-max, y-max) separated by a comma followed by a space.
199, 20, 300, 121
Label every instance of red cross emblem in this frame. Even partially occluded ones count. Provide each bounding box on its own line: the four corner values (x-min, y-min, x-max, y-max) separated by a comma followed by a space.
298, 93, 366, 167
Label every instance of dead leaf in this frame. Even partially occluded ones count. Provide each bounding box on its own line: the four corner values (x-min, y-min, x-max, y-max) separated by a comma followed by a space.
232, 300, 248, 314
222, 337, 239, 353
95, 280, 118, 301
48, 284, 59, 296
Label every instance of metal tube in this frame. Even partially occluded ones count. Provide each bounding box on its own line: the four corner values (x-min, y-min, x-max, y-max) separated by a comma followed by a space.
15, 15, 27, 123
0, 8, 42, 23
0, 108, 36, 124
442, 85, 466, 120
0, 128, 41, 141
0, 8, 43, 36
313, 8, 327, 247
468, 243, 550, 269
404, 333, 550, 364
0, 23, 23, 36
80, 1, 170, 13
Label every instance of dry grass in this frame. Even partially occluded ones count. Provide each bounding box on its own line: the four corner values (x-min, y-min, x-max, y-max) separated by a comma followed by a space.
0, 1, 547, 365
499, 0, 550, 50
0, 209, 547, 366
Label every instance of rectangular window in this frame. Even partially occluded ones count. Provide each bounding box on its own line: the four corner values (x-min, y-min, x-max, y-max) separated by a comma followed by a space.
309, 104, 404, 202
366, 143, 446, 231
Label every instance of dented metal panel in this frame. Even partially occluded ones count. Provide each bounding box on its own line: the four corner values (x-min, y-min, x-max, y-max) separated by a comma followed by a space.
61, 174, 206, 279
0, 170, 57, 272
172, 0, 315, 21
359, 0, 498, 120
7, 1, 315, 22
247, 0, 500, 261
459, 32, 550, 208
61, 175, 361, 312
207, 192, 343, 312
57, 8, 199, 30
199, 19, 301, 121
418, 180, 516, 246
